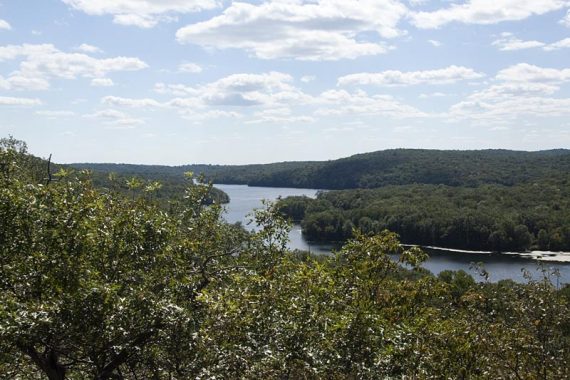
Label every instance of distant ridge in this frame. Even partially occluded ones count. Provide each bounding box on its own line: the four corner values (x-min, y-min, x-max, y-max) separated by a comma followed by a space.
72, 148, 570, 190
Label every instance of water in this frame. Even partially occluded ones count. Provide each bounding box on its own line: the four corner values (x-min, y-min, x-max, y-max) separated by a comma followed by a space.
416, 248, 569, 284
215, 184, 570, 284
215, 184, 332, 254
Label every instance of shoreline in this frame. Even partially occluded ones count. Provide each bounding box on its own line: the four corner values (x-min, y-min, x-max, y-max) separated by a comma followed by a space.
402, 244, 570, 263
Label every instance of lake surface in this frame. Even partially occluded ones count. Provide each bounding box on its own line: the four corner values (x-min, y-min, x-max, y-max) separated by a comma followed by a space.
215, 184, 570, 284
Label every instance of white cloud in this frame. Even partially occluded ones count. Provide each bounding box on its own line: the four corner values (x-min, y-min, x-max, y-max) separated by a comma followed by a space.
464, 82, 561, 99
410, 0, 570, 29
91, 78, 114, 87
492, 33, 570, 52
0, 74, 50, 91
77, 43, 103, 53
427, 39, 442, 47
112, 14, 180, 28
544, 37, 570, 51
0, 76, 8, 90
496, 63, 570, 83
154, 83, 195, 97
315, 89, 428, 118
247, 107, 316, 124
86, 66, 442, 129
0, 44, 147, 90
109, 71, 428, 124
178, 62, 202, 73
300, 75, 316, 83
419, 92, 447, 98
200, 72, 312, 106
449, 63, 570, 122
492, 32, 545, 51
113, 14, 158, 28
179, 109, 242, 122
176, 0, 407, 61
84, 108, 144, 127
165, 97, 202, 109
85, 109, 129, 119
36, 110, 76, 118
108, 118, 145, 127
156, 72, 314, 107
408, 0, 428, 6
102, 96, 164, 108
561, 9, 570, 27
100, 93, 236, 122
62, 0, 219, 28
0, 96, 42, 106
0, 19, 11, 30
451, 93, 570, 121
338, 66, 484, 86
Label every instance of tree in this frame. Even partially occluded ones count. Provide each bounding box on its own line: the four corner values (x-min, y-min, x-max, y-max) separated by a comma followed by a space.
0, 144, 248, 379
538, 229, 550, 250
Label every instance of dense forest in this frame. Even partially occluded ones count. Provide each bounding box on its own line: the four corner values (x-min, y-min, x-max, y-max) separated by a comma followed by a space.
2, 137, 570, 379
75, 149, 570, 252
72, 163, 229, 206
277, 180, 570, 252
75, 148, 570, 190
220, 148, 570, 189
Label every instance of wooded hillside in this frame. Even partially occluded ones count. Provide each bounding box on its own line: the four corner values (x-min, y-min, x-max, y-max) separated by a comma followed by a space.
74, 148, 570, 190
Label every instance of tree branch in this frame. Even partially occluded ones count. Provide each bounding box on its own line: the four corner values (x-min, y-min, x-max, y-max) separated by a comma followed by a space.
46, 154, 53, 185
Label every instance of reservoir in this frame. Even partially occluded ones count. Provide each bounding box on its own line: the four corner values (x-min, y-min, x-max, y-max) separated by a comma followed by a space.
215, 184, 570, 284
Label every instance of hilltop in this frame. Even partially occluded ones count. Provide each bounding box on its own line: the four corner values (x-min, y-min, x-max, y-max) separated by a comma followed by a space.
73, 148, 570, 190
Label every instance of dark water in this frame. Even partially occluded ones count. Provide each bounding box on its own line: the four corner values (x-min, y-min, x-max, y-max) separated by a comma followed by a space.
215, 184, 570, 284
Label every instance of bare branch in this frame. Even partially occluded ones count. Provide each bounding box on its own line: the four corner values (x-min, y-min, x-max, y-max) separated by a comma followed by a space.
46, 154, 53, 186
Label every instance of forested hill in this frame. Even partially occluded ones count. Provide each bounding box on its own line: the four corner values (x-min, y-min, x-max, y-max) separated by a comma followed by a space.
65, 163, 230, 205
73, 149, 570, 190
0, 137, 229, 205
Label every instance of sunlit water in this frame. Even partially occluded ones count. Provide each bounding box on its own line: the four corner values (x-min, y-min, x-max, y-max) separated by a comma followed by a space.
215, 184, 570, 284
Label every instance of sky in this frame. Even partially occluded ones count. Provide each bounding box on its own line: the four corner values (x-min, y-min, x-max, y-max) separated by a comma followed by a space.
0, 0, 570, 165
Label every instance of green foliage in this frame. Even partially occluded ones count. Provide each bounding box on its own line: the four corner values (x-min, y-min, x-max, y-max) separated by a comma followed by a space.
275, 195, 314, 222
77, 148, 570, 190
279, 183, 570, 251
3, 139, 570, 379
196, 232, 570, 379
73, 165, 230, 208
0, 136, 55, 184
76, 149, 570, 253
0, 143, 247, 379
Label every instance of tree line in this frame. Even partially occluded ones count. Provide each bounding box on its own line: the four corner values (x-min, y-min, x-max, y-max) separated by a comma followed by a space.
74, 148, 570, 190
277, 180, 570, 252
73, 163, 230, 207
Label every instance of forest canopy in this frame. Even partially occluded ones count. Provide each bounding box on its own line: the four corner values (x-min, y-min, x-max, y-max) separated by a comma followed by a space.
75, 148, 570, 190
74, 148, 570, 252
277, 180, 570, 252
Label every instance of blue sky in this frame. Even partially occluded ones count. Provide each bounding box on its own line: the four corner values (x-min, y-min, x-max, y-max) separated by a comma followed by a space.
1, 0, 569, 164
